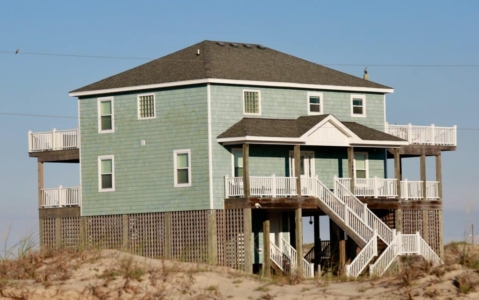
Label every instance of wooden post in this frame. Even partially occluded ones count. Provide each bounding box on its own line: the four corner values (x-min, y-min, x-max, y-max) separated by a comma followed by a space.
243, 208, 253, 273
243, 143, 250, 198
122, 214, 129, 250
420, 154, 427, 200
329, 219, 343, 275
348, 147, 355, 192
313, 214, 320, 270
208, 210, 218, 265
436, 153, 443, 201
263, 211, 271, 277
394, 148, 402, 232
164, 212, 171, 259
294, 145, 301, 196
339, 240, 346, 275
38, 161, 44, 208
295, 208, 303, 277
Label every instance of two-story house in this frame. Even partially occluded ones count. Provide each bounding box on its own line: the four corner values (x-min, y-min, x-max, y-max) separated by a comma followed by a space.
28, 40, 457, 278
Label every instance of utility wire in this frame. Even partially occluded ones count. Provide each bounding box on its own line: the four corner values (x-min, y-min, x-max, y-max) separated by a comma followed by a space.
2, 49, 479, 67
0, 111, 478, 130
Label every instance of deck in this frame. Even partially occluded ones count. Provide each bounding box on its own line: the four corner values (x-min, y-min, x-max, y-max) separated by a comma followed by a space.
28, 128, 80, 162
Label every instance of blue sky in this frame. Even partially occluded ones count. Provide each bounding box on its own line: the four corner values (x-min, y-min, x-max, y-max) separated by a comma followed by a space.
1, 1, 478, 246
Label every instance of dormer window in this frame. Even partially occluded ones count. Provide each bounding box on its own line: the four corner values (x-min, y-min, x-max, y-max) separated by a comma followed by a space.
308, 92, 323, 115
351, 95, 366, 117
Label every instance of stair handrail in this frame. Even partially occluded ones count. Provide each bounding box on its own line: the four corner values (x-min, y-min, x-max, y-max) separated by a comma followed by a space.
313, 178, 374, 244
281, 238, 314, 278
369, 233, 402, 277
270, 242, 285, 272
345, 230, 378, 277
335, 178, 395, 245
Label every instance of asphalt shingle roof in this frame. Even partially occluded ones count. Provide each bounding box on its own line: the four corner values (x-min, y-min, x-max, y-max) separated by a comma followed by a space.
71, 40, 392, 94
217, 115, 405, 142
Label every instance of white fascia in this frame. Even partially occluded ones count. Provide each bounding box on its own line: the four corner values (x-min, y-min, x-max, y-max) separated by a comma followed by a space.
69, 78, 394, 97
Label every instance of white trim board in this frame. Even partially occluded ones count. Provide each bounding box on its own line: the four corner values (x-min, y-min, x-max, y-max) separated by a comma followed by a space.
70, 78, 394, 97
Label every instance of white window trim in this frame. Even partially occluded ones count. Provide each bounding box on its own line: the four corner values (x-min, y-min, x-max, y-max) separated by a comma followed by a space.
137, 93, 156, 120
231, 148, 243, 177
351, 94, 366, 117
174, 149, 192, 187
98, 97, 114, 133
354, 152, 369, 183
98, 155, 115, 192
243, 90, 261, 116
307, 92, 323, 115
288, 150, 315, 177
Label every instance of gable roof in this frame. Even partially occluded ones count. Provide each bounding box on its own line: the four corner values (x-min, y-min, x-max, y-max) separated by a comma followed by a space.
70, 40, 393, 96
217, 115, 406, 147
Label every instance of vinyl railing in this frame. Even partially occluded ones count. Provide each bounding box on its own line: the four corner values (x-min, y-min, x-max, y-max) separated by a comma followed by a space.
401, 179, 439, 200
345, 231, 378, 278
369, 232, 442, 277
224, 175, 297, 198
281, 238, 314, 278
334, 179, 395, 245
386, 123, 457, 146
28, 128, 79, 152
336, 177, 439, 200
336, 177, 397, 198
42, 186, 80, 207
270, 242, 285, 272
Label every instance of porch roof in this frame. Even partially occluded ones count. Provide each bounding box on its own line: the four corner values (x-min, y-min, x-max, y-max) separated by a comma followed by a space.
217, 115, 408, 147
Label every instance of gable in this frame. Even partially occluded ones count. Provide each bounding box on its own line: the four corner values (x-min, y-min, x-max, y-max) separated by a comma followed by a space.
304, 120, 351, 146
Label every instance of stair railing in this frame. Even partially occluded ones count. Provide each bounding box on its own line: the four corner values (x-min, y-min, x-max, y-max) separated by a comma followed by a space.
345, 230, 378, 277
270, 242, 285, 272
313, 178, 374, 244
281, 238, 314, 278
334, 178, 395, 245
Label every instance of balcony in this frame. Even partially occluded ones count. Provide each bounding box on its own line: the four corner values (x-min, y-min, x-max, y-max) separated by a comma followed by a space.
28, 128, 79, 152
385, 123, 457, 146
336, 177, 439, 200
41, 186, 80, 208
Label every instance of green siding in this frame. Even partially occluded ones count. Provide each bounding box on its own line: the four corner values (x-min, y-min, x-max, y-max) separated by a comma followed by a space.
79, 86, 209, 216
210, 84, 386, 207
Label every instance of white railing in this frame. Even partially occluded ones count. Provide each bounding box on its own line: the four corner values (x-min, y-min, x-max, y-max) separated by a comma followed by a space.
225, 175, 297, 198
401, 179, 439, 200
369, 232, 442, 277
41, 186, 80, 207
334, 179, 395, 245
386, 123, 457, 146
281, 238, 314, 278
270, 242, 285, 272
345, 231, 378, 277
28, 128, 79, 152
336, 177, 397, 198
313, 178, 374, 244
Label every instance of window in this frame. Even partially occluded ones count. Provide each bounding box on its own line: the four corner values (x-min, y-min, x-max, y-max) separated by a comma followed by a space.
138, 94, 155, 119
98, 97, 114, 133
354, 153, 368, 179
351, 95, 366, 117
308, 92, 323, 115
243, 90, 261, 115
174, 149, 191, 187
98, 155, 115, 192
232, 149, 243, 177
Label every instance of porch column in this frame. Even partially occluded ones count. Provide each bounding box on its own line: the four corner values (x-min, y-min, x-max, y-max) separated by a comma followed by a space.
263, 211, 271, 277
420, 154, 429, 242
347, 147, 355, 192
394, 148, 402, 232
38, 161, 44, 247
243, 208, 253, 273
436, 153, 444, 259
313, 214, 320, 272
295, 208, 303, 277
294, 145, 301, 196
243, 143, 250, 198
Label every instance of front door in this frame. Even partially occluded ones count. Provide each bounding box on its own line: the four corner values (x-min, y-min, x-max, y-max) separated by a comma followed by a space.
289, 151, 315, 177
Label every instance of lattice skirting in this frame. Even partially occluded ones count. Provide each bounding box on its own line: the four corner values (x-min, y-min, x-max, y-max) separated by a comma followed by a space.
40, 209, 246, 269
402, 210, 442, 254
